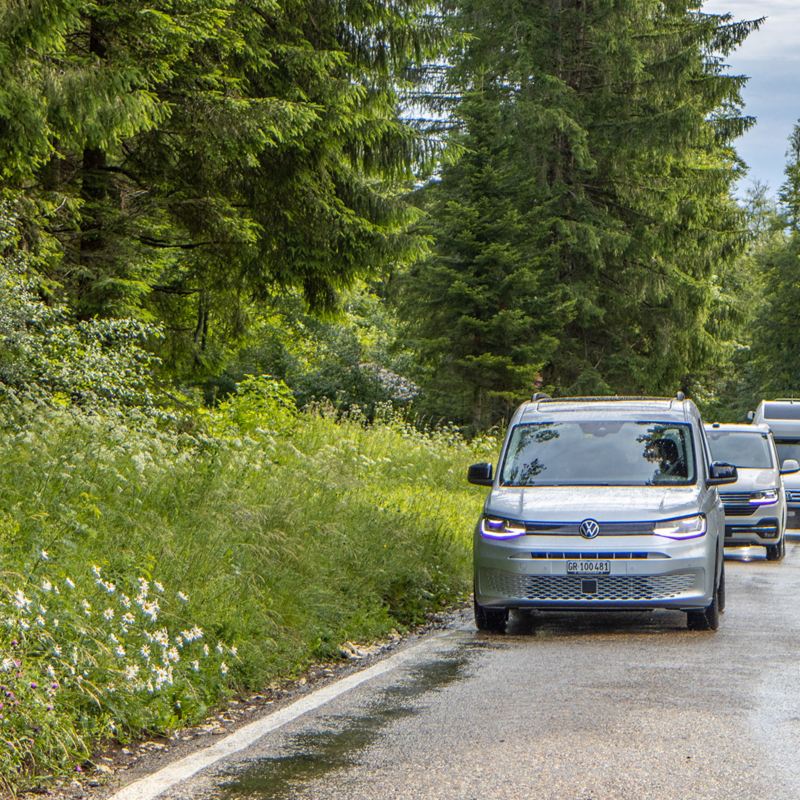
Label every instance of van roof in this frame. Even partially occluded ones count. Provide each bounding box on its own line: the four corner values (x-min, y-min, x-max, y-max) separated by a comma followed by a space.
517, 396, 695, 424
705, 422, 771, 434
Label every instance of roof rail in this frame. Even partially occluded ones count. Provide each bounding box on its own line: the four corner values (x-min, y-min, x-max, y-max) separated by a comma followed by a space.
531, 392, 551, 401
535, 395, 678, 404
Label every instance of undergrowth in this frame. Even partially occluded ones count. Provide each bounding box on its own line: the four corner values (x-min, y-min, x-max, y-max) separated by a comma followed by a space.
0, 382, 496, 792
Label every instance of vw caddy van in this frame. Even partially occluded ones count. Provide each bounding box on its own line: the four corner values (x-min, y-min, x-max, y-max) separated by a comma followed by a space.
468, 395, 737, 632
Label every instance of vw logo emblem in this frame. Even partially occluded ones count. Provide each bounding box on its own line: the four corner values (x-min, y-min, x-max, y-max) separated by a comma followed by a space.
579, 519, 600, 539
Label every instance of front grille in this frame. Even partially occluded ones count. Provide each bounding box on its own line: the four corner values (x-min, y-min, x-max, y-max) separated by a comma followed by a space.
719, 492, 751, 506
482, 569, 695, 602
524, 521, 656, 536
787, 491, 800, 504
524, 551, 657, 561
723, 505, 756, 517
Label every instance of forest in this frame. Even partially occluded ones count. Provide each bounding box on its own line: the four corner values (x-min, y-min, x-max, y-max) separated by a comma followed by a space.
2, 0, 797, 429
1, 0, 800, 791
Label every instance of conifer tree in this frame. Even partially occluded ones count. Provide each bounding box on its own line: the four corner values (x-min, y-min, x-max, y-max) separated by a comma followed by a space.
404, 1, 759, 425
747, 121, 800, 395
0, 1, 449, 375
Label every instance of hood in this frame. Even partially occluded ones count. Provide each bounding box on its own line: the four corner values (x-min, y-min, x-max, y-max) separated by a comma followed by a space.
721, 468, 779, 492
486, 485, 702, 523
782, 471, 800, 490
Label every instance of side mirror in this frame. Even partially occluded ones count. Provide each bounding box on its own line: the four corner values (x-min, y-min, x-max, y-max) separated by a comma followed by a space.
746, 410, 755, 422
468, 462, 494, 486
708, 461, 738, 486
781, 459, 800, 475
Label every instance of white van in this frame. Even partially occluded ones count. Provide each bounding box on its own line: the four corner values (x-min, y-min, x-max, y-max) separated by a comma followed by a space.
749, 401, 800, 528
468, 395, 736, 632
705, 423, 793, 560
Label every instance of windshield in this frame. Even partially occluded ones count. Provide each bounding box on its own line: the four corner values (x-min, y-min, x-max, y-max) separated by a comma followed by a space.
707, 431, 773, 469
776, 440, 800, 464
500, 421, 696, 487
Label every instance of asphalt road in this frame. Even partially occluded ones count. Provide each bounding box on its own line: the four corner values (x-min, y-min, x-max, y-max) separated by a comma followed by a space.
154, 537, 800, 800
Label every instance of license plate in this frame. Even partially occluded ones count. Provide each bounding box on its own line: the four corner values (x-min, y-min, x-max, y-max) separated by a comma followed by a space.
567, 560, 611, 575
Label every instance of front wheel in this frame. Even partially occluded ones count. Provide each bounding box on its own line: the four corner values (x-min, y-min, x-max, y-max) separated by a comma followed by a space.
687, 572, 720, 631
474, 598, 508, 633
766, 537, 785, 562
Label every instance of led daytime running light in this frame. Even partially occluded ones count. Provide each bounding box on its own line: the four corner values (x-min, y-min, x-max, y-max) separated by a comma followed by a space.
481, 516, 527, 540
749, 489, 779, 506
653, 514, 707, 540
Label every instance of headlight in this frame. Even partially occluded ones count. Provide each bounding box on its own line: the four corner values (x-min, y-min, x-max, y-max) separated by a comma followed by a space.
480, 516, 527, 539
653, 514, 707, 540
750, 489, 779, 505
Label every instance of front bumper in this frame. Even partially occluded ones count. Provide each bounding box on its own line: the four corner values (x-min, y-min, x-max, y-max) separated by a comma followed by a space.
724, 516, 781, 547
474, 529, 714, 611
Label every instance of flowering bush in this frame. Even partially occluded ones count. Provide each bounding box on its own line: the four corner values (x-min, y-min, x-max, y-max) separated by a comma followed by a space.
0, 200, 163, 410
0, 389, 498, 792
0, 558, 233, 790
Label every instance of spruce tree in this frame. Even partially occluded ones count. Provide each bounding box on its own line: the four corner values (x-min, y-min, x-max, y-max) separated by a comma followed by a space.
0, 1, 449, 375
747, 121, 800, 396
404, 1, 759, 425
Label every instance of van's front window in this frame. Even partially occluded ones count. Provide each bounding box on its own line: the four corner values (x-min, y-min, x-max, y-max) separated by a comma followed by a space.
707, 431, 773, 469
500, 421, 696, 487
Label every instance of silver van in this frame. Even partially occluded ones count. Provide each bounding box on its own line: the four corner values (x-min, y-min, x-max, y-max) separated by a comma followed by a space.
749, 400, 800, 529
468, 395, 737, 632
705, 422, 796, 560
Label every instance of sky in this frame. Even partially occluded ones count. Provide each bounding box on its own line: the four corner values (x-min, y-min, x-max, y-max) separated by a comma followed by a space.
703, 0, 800, 197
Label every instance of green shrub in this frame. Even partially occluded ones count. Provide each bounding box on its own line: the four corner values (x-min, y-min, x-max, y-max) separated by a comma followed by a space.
0, 399, 497, 791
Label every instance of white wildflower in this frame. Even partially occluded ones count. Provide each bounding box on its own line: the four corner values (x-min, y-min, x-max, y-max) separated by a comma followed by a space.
40, 549, 49, 561
177, 591, 189, 603
103, 608, 115, 621
13, 590, 31, 612
124, 664, 140, 681
65, 577, 75, 590
153, 581, 164, 594
140, 645, 151, 661
190, 660, 200, 672
220, 662, 229, 676
41, 579, 52, 592
35, 615, 46, 627
91, 564, 101, 578
114, 645, 126, 659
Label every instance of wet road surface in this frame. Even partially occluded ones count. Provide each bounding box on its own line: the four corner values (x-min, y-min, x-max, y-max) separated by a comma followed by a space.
154, 537, 800, 800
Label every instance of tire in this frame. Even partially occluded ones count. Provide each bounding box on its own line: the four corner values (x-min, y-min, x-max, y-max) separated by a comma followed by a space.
766, 538, 785, 562
687, 570, 720, 631
474, 597, 508, 633
717, 561, 726, 614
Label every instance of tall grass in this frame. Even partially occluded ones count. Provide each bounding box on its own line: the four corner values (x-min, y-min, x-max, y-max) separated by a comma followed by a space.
0, 394, 496, 791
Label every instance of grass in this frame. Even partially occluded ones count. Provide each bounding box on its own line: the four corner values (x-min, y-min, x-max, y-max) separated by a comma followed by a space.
0, 391, 496, 792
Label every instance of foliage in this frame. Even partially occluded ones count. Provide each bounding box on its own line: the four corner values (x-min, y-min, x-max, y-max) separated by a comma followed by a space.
401, 1, 759, 426
0, 0, 449, 360
0, 200, 162, 409
1, 564, 229, 791
738, 122, 800, 402
0, 398, 495, 790
205, 287, 420, 415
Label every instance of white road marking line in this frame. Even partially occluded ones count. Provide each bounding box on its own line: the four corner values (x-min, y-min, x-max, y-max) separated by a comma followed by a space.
107, 631, 454, 800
